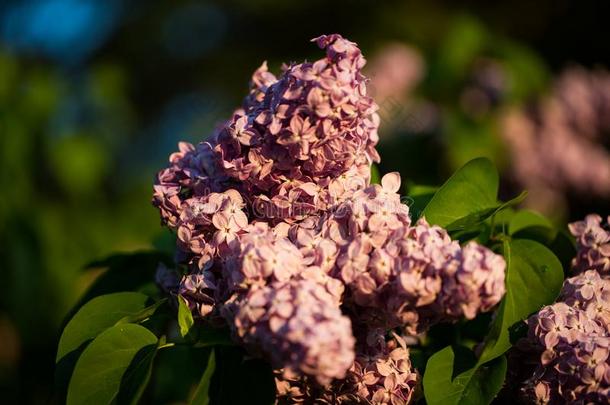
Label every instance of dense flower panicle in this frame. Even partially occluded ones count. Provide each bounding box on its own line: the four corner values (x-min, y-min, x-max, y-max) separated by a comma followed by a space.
521, 270, 610, 404
211, 34, 380, 221
152, 34, 509, 402
316, 173, 505, 334
220, 222, 345, 302
569, 214, 610, 277
233, 279, 355, 385
501, 68, 610, 214
447, 242, 507, 318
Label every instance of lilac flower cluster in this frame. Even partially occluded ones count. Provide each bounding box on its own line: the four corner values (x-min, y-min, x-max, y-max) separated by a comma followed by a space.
234, 279, 355, 385
213, 33, 380, 223
152, 34, 507, 403
314, 174, 505, 334
522, 270, 610, 404
569, 214, 610, 277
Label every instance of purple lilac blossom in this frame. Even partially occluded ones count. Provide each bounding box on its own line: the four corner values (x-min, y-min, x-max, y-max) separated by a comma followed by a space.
316, 173, 505, 334
212, 34, 380, 223
233, 279, 355, 386
569, 214, 610, 277
275, 332, 419, 405
152, 35, 508, 398
522, 270, 610, 404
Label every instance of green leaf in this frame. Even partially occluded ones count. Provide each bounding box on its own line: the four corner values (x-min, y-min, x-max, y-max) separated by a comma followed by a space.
67, 324, 158, 405
423, 158, 498, 228
509, 209, 555, 242
57, 292, 152, 362
117, 298, 167, 325
509, 210, 552, 235
423, 345, 507, 405
444, 191, 527, 233
116, 337, 163, 405
178, 295, 194, 338
478, 239, 563, 364
549, 230, 576, 275
190, 349, 216, 405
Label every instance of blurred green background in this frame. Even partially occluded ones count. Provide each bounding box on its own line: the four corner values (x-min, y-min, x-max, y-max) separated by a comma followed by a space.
1, 0, 609, 403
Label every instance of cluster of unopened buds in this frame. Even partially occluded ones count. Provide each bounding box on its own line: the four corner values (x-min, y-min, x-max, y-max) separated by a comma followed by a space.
518, 216, 610, 404
153, 34, 506, 404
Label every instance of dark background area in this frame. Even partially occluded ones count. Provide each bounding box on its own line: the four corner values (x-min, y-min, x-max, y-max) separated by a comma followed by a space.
0, 0, 608, 403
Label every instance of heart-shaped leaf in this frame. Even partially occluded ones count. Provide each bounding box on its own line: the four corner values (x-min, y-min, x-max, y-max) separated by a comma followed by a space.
67, 324, 158, 405
444, 191, 527, 233
117, 337, 162, 405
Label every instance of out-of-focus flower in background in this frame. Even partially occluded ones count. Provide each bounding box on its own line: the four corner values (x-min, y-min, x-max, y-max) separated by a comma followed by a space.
501, 68, 610, 217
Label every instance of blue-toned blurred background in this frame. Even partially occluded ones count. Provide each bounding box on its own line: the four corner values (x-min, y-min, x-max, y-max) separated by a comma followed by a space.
1, 0, 609, 402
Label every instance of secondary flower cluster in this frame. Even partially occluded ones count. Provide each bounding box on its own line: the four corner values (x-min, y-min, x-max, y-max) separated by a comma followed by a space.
569, 214, 610, 277
521, 269, 610, 404
153, 34, 506, 404
234, 279, 355, 385
312, 174, 505, 335
276, 332, 419, 404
